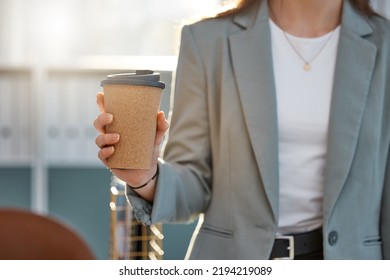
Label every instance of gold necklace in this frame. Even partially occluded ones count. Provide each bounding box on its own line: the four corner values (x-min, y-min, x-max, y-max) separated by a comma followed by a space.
270, 7, 337, 71
281, 28, 336, 71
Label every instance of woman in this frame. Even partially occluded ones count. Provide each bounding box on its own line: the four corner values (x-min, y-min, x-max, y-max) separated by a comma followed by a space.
94, 0, 390, 259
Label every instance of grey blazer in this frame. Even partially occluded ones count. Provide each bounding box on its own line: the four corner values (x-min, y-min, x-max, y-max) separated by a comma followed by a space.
128, 0, 390, 259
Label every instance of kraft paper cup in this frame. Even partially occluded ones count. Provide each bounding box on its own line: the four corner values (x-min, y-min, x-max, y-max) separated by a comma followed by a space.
100, 70, 165, 169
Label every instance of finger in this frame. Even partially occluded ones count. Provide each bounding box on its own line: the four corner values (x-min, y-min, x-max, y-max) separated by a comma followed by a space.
93, 113, 113, 134
95, 133, 120, 149
98, 146, 114, 163
97, 92, 105, 113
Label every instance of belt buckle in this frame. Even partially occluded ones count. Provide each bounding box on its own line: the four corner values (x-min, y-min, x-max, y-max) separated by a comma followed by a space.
274, 235, 294, 260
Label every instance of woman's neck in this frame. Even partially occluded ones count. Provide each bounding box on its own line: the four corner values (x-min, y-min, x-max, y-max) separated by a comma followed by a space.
268, 0, 343, 37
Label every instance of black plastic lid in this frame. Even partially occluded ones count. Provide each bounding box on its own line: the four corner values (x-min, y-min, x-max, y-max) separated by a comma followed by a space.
100, 70, 165, 89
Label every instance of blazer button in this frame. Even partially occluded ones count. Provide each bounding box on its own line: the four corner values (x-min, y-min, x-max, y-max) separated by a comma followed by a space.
328, 231, 338, 246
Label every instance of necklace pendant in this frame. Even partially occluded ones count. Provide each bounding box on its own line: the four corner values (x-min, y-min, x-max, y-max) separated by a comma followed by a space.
304, 63, 311, 71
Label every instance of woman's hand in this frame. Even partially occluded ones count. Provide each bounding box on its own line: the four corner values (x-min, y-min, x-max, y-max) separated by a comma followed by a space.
93, 92, 169, 201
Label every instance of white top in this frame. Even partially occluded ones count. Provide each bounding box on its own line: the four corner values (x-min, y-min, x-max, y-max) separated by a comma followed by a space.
269, 19, 341, 235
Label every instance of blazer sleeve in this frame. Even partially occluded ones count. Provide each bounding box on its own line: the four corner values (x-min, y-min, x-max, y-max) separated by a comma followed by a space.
382, 146, 390, 259
127, 24, 212, 225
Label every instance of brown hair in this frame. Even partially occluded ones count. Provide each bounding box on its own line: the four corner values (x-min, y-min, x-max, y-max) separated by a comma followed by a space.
218, 0, 377, 18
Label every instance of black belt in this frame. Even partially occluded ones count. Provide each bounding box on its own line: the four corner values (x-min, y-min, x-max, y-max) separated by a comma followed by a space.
270, 228, 323, 259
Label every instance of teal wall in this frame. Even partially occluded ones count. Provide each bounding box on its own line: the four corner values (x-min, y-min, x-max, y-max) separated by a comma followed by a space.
163, 222, 197, 259
48, 167, 112, 259
0, 167, 31, 209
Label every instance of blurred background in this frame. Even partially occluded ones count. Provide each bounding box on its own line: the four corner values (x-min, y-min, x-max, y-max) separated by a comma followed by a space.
0, 0, 389, 260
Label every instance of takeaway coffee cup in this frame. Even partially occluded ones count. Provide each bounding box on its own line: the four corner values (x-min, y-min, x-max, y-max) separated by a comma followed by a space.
100, 70, 165, 169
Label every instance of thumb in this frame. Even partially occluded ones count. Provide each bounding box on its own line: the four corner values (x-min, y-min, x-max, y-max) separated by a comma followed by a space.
155, 111, 169, 146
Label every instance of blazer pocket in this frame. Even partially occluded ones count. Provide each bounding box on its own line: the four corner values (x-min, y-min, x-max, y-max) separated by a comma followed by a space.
200, 225, 233, 238
363, 236, 382, 247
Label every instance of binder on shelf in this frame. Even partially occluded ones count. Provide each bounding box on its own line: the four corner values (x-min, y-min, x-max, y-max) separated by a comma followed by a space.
45, 73, 62, 164
0, 74, 15, 163
80, 74, 101, 164
13, 72, 32, 163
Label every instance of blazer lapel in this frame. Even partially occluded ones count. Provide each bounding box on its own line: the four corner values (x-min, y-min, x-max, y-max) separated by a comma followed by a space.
323, 1, 377, 220
229, 1, 279, 220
